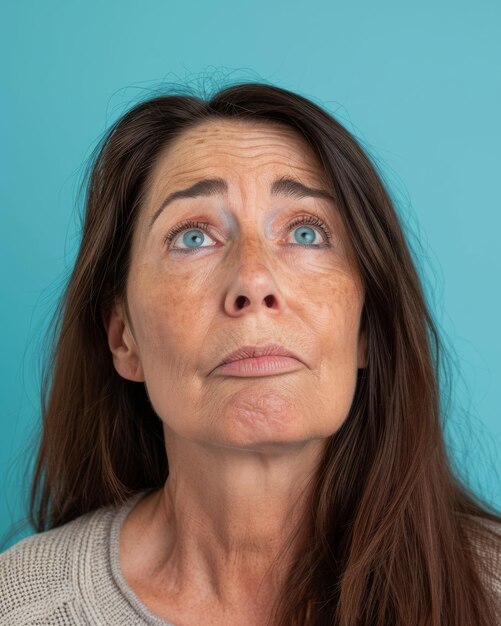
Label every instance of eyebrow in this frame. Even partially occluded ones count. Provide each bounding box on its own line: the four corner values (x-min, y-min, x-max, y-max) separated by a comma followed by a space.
148, 176, 334, 229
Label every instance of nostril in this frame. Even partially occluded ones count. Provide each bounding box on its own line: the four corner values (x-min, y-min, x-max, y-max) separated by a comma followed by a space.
264, 294, 276, 308
236, 295, 248, 309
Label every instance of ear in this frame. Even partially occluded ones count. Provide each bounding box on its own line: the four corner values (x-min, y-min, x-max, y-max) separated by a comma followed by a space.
357, 328, 367, 369
104, 299, 144, 382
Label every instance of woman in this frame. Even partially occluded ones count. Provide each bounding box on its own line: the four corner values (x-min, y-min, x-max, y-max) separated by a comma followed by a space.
1, 81, 500, 625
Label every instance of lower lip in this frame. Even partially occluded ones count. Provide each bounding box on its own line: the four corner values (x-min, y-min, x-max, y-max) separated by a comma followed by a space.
213, 355, 302, 377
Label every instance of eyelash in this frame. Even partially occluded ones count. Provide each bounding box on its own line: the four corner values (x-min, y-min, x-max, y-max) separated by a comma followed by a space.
163, 215, 333, 254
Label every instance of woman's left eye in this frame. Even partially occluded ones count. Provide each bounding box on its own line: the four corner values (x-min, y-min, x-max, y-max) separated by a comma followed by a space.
163, 215, 333, 254
284, 215, 333, 248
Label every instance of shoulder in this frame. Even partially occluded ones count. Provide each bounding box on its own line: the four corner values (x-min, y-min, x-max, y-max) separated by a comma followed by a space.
467, 516, 501, 609
468, 516, 501, 558
0, 505, 115, 625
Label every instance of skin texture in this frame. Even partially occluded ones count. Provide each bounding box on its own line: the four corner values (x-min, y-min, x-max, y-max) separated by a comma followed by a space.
106, 119, 367, 625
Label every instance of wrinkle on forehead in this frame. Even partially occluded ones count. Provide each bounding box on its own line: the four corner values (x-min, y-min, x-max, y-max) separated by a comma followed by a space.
146, 119, 332, 195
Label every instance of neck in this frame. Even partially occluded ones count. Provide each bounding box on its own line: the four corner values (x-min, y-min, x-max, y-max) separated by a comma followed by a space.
129, 434, 323, 610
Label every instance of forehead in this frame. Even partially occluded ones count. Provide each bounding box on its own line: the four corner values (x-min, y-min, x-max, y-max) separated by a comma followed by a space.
146, 119, 330, 193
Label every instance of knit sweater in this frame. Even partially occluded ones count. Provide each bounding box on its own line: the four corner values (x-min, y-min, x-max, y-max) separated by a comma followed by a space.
1, 490, 500, 625
0, 489, 173, 625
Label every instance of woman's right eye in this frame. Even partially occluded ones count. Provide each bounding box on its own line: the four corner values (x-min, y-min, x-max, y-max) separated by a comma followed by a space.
163, 220, 217, 254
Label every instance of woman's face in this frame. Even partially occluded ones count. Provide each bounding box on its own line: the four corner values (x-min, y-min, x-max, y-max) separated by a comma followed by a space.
107, 119, 366, 450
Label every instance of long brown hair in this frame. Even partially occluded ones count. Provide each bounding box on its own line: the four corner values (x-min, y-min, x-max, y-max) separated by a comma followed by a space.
15, 80, 501, 624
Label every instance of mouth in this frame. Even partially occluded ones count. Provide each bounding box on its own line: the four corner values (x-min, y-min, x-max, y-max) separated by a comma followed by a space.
210, 343, 305, 377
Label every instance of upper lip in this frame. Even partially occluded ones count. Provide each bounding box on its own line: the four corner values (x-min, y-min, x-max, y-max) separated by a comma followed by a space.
216, 343, 304, 369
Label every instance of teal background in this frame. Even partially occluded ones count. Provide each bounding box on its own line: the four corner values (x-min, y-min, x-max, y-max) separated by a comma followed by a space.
1, 0, 500, 547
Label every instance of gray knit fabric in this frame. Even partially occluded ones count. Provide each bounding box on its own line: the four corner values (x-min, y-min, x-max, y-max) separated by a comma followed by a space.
1, 490, 500, 625
0, 489, 174, 625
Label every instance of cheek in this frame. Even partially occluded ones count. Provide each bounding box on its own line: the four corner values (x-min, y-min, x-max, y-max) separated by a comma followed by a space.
292, 266, 363, 340
302, 273, 363, 394
129, 264, 213, 372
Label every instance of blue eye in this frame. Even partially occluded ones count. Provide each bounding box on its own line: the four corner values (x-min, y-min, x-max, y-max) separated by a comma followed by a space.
163, 215, 332, 254
288, 224, 322, 246
175, 228, 213, 250
163, 220, 214, 252
284, 215, 332, 248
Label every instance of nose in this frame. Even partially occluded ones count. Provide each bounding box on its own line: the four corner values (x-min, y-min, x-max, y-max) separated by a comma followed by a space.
223, 262, 283, 316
